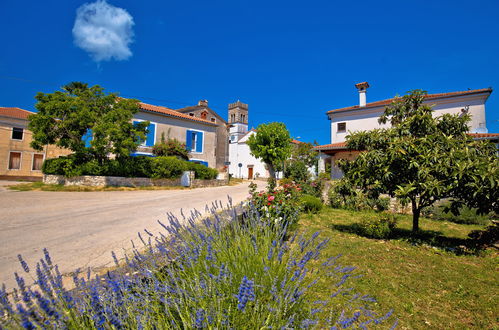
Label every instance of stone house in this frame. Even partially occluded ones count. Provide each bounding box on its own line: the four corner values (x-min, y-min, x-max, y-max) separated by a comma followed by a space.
175, 100, 229, 169
0, 107, 70, 181
133, 102, 218, 168
316, 82, 498, 178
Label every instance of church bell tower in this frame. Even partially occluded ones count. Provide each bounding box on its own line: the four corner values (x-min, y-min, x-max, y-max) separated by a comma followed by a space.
228, 100, 248, 142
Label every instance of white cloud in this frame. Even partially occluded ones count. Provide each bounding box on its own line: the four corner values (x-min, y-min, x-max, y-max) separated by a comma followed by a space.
72, 0, 135, 62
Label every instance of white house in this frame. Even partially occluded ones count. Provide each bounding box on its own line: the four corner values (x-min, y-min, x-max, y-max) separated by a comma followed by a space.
316, 82, 498, 178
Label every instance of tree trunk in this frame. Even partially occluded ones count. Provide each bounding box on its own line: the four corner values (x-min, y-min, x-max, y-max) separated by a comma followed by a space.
411, 199, 420, 232
267, 163, 276, 180
267, 163, 277, 191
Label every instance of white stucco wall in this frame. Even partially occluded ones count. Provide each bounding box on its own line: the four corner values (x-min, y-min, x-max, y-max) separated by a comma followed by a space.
329, 93, 489, 143
228, 131, 269, 179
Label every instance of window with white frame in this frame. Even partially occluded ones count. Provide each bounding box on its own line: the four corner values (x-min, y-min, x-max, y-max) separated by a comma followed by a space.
337, 122, 346, 132
12, 127, 23, 140
9, 152, 21, 170
32, 154, 44, 171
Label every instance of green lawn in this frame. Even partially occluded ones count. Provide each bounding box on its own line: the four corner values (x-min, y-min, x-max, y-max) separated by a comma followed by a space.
299, 208, 498, 329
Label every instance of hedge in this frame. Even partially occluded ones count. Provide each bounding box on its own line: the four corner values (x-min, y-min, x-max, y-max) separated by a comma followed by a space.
43, 155, 218, 180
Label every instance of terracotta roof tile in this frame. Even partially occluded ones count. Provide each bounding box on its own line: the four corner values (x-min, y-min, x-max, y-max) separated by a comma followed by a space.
0, 107, 34, 120
315, 132, 499, 151
469, 133, 499, 138
314, 142, 348, 150
327, 88, 492, 114
139, 102, 217, 126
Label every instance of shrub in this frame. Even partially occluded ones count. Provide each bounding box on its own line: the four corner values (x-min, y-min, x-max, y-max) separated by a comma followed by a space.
111, 156, 154, 178
284, 160, 310, 183
467, 220, 499, 250
42, 156, 78, 176
188, 162, 218, 180
150, 156, 187, 179
328, 181, 391, 212
300, 194, 323, 214
152, 137, 189, 160
249, 182, 302, 229
43, 156, 220, 180
425, 202, 492, 225
354, 214, 398, 239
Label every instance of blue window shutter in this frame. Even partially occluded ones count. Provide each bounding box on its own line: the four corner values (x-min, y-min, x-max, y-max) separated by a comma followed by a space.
196, 131, 203, 153
146, 123, 155, 146
185, 130, 192, 151
83, 129, 92, 148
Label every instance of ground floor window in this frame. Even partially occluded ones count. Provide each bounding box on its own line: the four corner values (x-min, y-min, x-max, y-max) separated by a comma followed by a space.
9, 152, 21, 170
32, 153, 44, 171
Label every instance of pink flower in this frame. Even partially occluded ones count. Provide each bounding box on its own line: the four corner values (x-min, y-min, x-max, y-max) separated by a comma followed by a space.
268, 195, 275, 202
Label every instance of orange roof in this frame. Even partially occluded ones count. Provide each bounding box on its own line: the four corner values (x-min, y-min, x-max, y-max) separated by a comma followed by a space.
291, 139, 303, 144
327, 88, 492, 114
314, 142, 348, 150
0, 107, 34, 120
469, 133, 499, 138
139, 102, 217, 126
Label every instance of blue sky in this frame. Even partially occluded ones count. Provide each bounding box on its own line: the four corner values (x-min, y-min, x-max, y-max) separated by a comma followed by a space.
1, 0, 498, 144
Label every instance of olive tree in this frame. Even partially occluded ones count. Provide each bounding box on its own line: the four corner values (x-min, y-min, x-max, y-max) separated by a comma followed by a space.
341, 90, 498, 232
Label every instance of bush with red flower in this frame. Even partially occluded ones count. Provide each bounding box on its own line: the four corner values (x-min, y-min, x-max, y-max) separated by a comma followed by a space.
248, 181, 302, 229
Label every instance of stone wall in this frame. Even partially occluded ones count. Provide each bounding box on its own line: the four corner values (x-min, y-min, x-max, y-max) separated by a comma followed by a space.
191, 178, 229, 188
43, 174, 226, 188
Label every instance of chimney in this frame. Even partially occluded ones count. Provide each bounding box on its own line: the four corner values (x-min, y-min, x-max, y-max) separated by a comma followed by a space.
198, 100, 208, 107
355, 82, 370, 107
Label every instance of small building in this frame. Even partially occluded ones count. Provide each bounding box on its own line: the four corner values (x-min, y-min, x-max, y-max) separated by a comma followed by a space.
0, 107, 70, 181
133, 102, 218, 167
316, 83, 498, 178
175, 100, 229, 170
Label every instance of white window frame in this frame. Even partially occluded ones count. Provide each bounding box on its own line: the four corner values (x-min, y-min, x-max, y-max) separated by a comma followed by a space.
133, 119, 157, 147
11, 127, 24, 141
31, 153, 45, 171
337, 122, 347, 133
8, 151, 22, 170
188, 128, 204, 154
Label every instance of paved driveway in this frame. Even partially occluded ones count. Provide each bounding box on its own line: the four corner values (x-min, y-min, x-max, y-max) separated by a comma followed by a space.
0, 182, 259, 290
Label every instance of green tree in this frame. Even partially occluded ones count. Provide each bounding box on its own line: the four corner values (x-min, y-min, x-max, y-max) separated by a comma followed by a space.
291, 141, 318, 168
29, 82, 148, 163
341, 90, 498, 232
247, 122, 292, 185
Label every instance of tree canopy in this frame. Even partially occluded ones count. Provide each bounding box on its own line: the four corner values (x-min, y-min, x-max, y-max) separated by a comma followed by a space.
29, 82, 148, 162
247, 122, 292, 182
340, 90, 498, 232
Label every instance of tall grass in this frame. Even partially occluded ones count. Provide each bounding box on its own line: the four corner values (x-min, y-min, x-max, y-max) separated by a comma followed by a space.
1, 201, 395, 328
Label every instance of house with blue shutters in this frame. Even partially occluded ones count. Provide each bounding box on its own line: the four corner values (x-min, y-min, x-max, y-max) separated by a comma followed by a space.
131, 102, 218, 167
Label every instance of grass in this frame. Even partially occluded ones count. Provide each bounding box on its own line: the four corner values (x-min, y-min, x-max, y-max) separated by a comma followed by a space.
299, 207, 498, 329
7, 182, 190, 192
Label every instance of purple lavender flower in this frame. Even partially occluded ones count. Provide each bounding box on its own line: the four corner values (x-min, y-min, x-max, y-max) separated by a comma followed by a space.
236, 276, 255, 311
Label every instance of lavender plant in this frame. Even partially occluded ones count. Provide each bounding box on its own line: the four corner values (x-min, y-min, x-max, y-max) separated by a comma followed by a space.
0, 201, 396, 329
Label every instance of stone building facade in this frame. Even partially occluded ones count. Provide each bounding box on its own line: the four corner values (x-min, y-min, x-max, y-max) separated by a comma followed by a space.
133, 102, 218, 168
0, 107, 70, 181
175, 100, 229, 170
